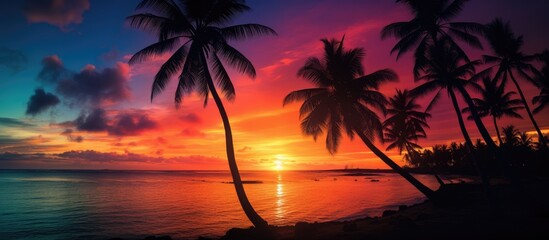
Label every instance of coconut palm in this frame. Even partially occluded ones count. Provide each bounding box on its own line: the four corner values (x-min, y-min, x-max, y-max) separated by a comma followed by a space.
381, 0, 484, 78
383, 89, 430, 156
411, 40, 501, 188
462, 77, 523, 145
127, 0, 276, 228
283, 37, 436, 199
483, 18, 547, 148
411, 41, 481, 151
533, 50, 549, 115
502, 125, 521, 147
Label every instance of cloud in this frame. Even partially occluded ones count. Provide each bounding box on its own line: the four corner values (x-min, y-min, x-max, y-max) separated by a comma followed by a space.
238, 146, 252, 152
180, 128, 206, 138
37, 55, 69, 84
26, 88, 60, 116
23, 0, 90, 30
34, 55, 131, 109
73, 108, 109, 132
60, 129, 83, 143
67, 109, 158, 136
56, 62, 131, 107
0, 118, 34, 127
180, 113, 202, 123
108, 112, 157, 136
0, 47, 27, 73
0, 135, 63, 153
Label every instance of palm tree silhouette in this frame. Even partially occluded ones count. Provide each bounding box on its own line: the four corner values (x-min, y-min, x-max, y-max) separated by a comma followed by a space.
502, 125, 521, 147
411, 40, 500, 188
411, 41, 483, 151
127, 0, 276, 228
383, 89, 430, 156
381, 0, 484, 77
533, 50, 549, 115
482, 18, 547, 148
383, 89, 445, 186
283, 37, 436, 200
462, 77, 523, 145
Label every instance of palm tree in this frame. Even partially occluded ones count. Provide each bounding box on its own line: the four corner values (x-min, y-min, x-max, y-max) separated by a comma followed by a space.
381, 0, 484, 77
283, 37, 436, 200
533, 50, 549, 115
383, 89, 445, 185
502, 125, 521, 147
412, 40, 495, 151
127, 0, 276, 228
383, 89, 430, 157
483, 18, 547, 148
411, 40, 500, 188
462, 77, 523, 145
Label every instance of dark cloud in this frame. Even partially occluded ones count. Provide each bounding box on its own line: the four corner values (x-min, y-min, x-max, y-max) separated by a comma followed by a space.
238, 146, 252, 152
69, 109, 158, 136
26, 88, 60, 116
23, 0, 90, 30
0, 47, 27, 73
74, 108, 109, 132
37, 55, 69, 84
0, 118, 34, 127
60, 129, 83, 143
56, 63, 131, 107
108, 112, 157, 136
180, 113, 202, 123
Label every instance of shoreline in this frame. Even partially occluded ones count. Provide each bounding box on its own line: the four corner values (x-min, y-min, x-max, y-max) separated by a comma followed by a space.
207, 180, 549, 240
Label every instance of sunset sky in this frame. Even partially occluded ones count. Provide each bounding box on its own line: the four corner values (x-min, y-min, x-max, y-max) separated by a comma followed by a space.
1, 0, 548, 170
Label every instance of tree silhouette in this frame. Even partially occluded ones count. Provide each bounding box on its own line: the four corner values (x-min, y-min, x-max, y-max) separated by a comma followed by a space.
502, 125, 521, 148
127, 0, 276, 228
533, 50, 549, 115
482, 18, 547, 148
411, 40, 501, 188
383, 89, 430, 156
381, 0, 484, 78
462, 77, 523, 145
283, 37, 436, 200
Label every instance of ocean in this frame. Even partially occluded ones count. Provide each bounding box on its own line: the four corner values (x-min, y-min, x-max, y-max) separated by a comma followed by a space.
0, 170, 461, 239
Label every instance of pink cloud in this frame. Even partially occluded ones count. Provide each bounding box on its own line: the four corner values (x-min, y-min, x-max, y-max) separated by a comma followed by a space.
23, 0, 90, 30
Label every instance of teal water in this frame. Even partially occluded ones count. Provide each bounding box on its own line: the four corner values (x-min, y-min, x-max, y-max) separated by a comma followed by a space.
0, 170, 461, 239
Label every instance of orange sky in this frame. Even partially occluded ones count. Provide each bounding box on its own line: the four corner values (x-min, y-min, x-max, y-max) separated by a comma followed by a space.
1, 0, 548, 170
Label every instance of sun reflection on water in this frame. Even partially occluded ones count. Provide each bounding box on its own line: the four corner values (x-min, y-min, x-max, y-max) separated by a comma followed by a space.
276, 173, 284, 220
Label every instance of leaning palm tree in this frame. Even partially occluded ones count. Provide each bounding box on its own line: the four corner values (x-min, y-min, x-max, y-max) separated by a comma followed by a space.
411, 41, 482, 151
283, 37, 436, 200
533, 50, 549, 115
483, 18, 547, 148
381, 0, 484, 77
462, 77, 523, 145
383, 89, 430, 156
411, 40, 499, 187
127, 0, 276, 228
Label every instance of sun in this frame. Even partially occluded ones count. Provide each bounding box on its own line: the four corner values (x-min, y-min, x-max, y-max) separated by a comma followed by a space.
273, 154, 285, 171
274, 160, 283, 171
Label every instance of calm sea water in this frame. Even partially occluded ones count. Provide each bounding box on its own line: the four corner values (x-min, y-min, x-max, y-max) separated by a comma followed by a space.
0, 170, 462, 240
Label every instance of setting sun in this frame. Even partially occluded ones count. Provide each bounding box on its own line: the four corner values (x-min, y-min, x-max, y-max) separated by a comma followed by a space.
274, 154, 285, 171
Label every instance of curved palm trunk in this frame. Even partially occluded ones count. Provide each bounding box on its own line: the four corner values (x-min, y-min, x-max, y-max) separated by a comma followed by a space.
202, 55, 268, 229
493, 116, 503, 146
448, 90, 474, 150
456, 86, 498, 149
508, 71, 548, 149
355, 129, 436, 200
449, 90, 490, 188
